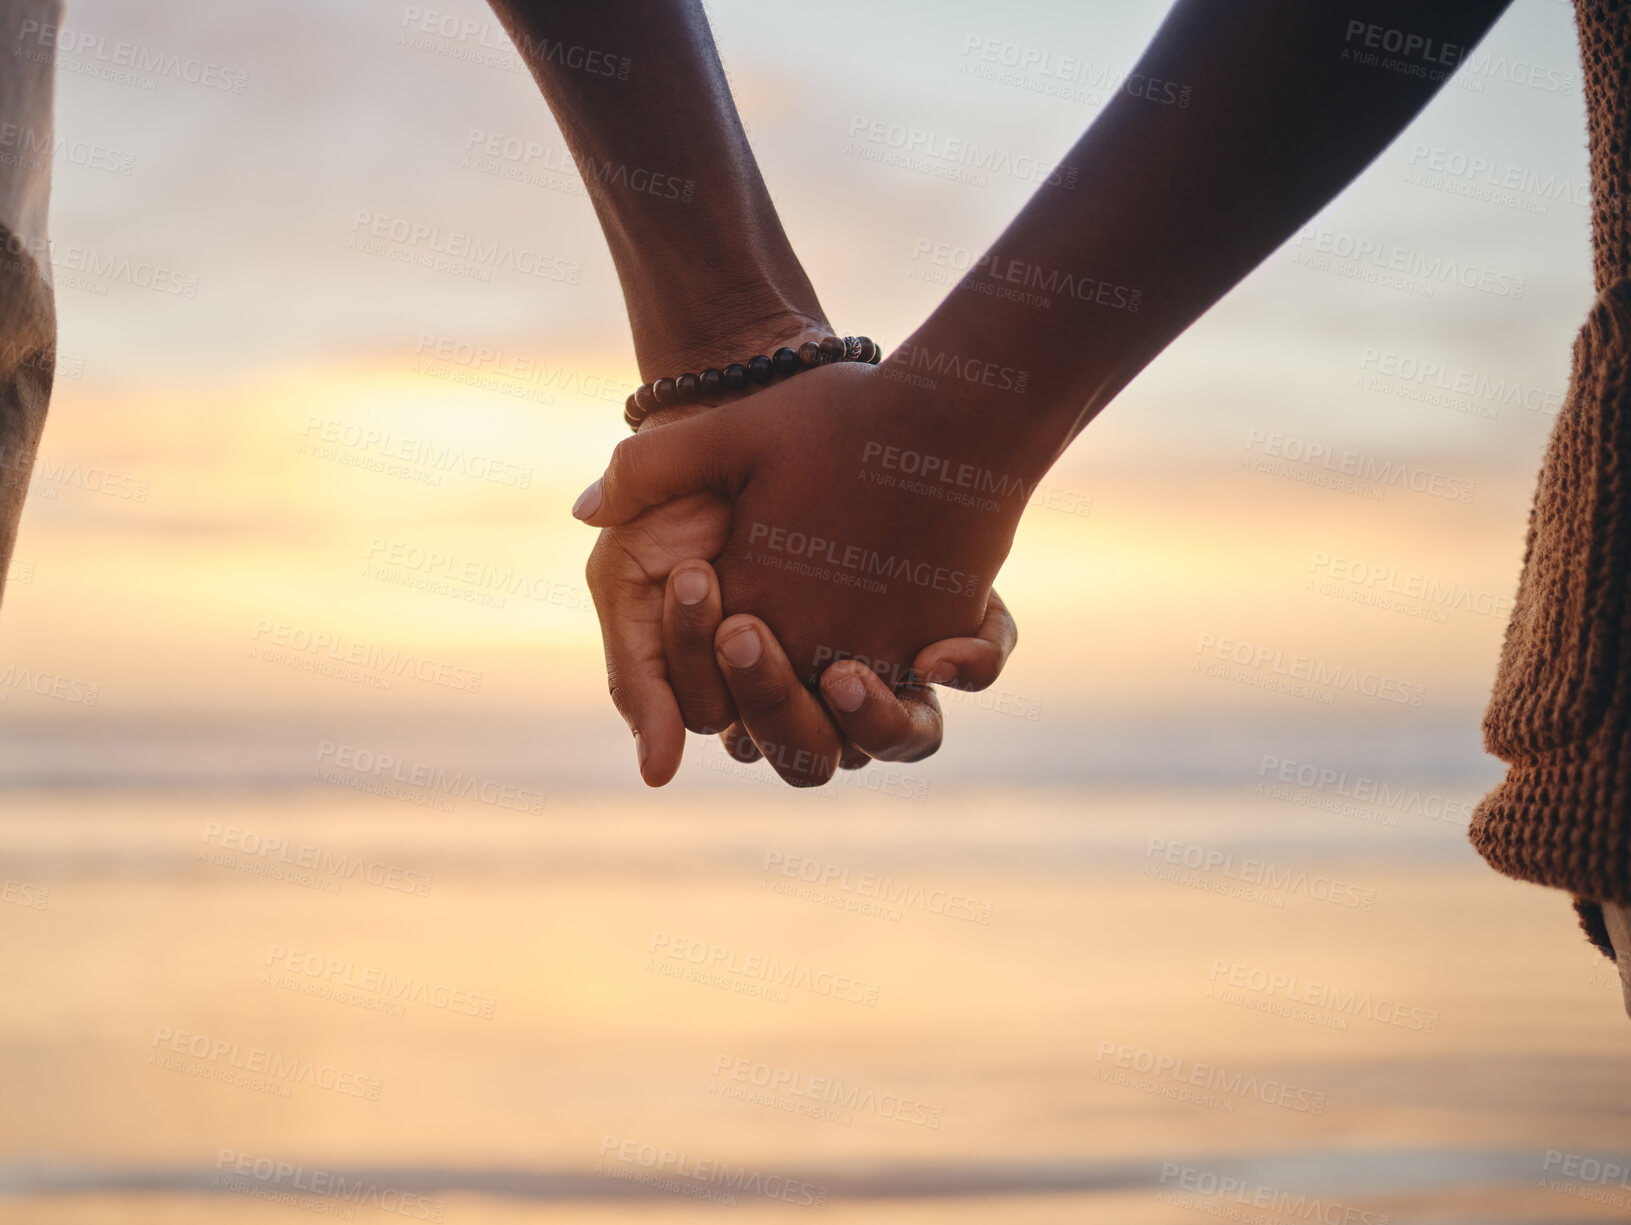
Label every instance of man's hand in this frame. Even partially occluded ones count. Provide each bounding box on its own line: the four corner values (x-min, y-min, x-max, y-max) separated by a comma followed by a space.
579, 360, 1032, 784
585, 465, 1020, 787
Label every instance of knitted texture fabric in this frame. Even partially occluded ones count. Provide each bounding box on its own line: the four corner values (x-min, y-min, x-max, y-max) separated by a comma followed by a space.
1578, 0, 1631, 298
1470, 3, 1631, 954
1473, 280, 1631, 909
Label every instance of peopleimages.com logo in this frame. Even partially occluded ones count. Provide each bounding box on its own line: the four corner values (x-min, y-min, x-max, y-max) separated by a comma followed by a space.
1157, 1163, 1389, 1224
18, 18, 250, 93
596, 1136, 827, 1208
1194, 633, 1427, 708
214, 1149, 445, 1221
744, 522, 980, 598
1207, 959, 1440, 1034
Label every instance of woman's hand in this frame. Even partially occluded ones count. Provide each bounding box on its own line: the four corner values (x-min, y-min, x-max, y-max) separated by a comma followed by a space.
579, 359, 1034, 784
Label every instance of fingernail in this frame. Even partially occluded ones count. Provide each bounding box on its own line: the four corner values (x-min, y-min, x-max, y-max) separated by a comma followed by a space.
826, 673, 866, 712
922, 662, 957, 686
719, 627, 763, 670
673, 569, 709, 607
571, 479, 602, 521
633, 730, 648, 773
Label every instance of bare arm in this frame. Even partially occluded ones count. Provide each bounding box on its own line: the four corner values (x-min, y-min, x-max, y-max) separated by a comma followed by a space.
576, 0, 1525, 751
910, 0, 1519, 478
484, 0, 827, 376
489, 0, 1019, 785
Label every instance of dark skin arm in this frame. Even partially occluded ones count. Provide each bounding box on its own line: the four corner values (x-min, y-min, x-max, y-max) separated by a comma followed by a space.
577, 0, 1519, 785
487, 0, 1019, 784
485, 0, 825, 376
917, 0, 1522, 474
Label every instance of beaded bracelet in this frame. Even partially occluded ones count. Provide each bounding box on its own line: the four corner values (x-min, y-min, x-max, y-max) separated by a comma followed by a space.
623, 333, 880, 431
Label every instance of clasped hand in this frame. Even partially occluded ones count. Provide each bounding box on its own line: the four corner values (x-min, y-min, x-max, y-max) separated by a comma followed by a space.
575, 359, 1027, 787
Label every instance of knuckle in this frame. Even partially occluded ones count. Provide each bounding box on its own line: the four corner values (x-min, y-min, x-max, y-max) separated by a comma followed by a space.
669, 601, 715, 638
585, 535, 616, 589
604, 679, 635, 721
679, 700, 733, 736
608, 435, 643, 488
736, 673, 793, 718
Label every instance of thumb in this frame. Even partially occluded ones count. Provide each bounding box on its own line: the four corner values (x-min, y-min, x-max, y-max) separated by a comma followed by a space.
571, 412, 746, 527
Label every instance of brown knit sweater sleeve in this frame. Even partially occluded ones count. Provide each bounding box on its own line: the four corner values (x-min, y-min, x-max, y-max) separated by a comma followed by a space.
1472, 280, 1631, 904
1470, 2, 1631, 951
1578, 0, 1631, 298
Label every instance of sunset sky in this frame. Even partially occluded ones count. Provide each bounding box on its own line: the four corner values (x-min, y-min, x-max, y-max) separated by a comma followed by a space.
0, 0, 1599, 786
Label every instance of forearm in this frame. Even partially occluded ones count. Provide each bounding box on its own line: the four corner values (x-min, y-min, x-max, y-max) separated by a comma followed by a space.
912, 0, 1515, 477
486, 0, 827, 376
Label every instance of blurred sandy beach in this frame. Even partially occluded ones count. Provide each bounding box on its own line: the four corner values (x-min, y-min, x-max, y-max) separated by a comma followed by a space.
3, 777, 1628, 1223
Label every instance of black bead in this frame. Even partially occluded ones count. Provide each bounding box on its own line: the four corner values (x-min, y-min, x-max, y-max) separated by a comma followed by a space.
652, 377, 678, 407
722, 363, 747, 390
771, 348, 799, 376
856, 336, 880, 364
634, 383, 657, 414
700, 368, 723, 394
818, 334, 846, 361
747, 355, 773, 383
676, 373, 701, 402
624, 395, 642, 429
797, 341, 823, 368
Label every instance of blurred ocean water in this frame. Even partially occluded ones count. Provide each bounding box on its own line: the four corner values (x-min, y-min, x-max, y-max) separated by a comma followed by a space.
2, 745, 1627, 1224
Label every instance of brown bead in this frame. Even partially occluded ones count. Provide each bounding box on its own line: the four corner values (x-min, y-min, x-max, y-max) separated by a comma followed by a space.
652, 377, 678, 406
856, 336, 879, 364
723, 363, 747, 390
818, 335, 846, 361
747, 355, 773, 383
700, 368, 723, 394
772, 348, 799, 376
634, 383, 657, 414
797, 341, 823, 368
624, 395, 642, 428
676, 373, 701, 401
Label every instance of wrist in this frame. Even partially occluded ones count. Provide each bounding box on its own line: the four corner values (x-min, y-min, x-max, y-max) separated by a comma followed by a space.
610, 212, 828, 381
630, 293, 828, 384
881, 321, 1074, 493
630, 301, 842, 433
